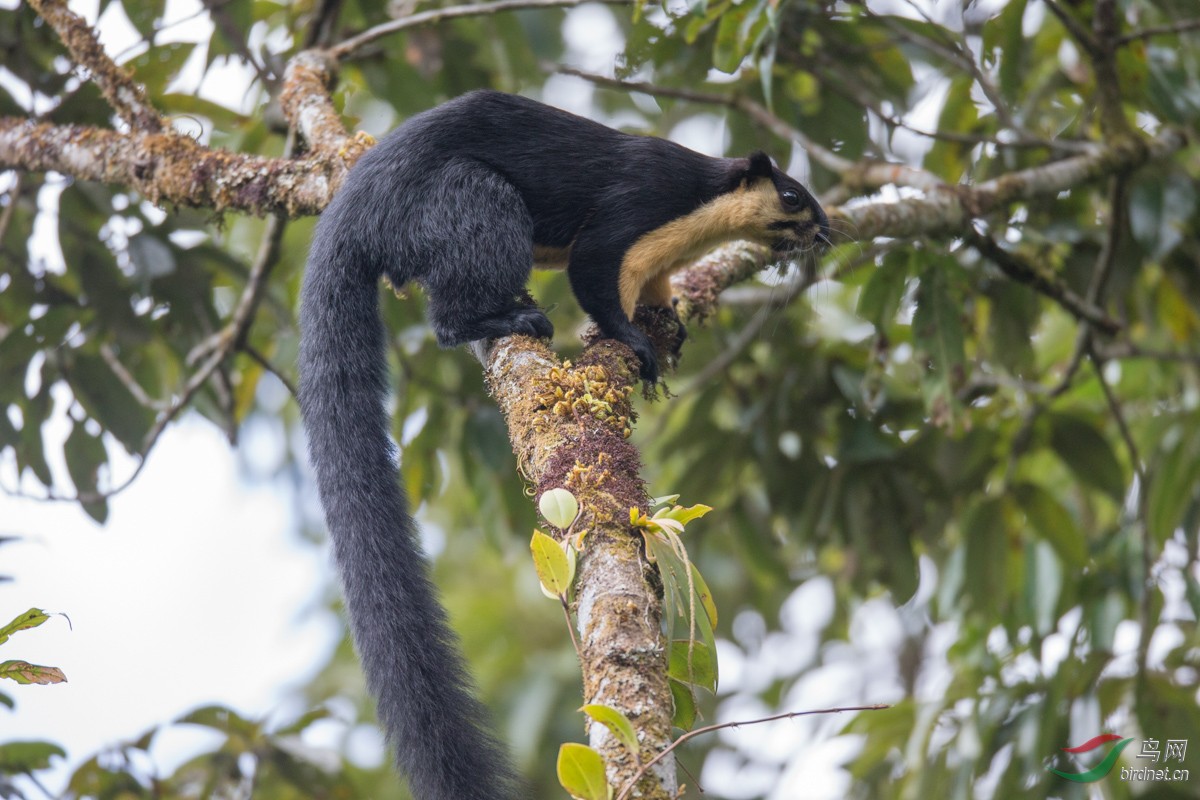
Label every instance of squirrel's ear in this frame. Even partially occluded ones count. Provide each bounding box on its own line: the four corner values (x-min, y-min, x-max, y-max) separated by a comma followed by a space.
745, 151, 774, 180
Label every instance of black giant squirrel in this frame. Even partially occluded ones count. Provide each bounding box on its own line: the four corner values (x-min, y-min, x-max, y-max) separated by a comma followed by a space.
298, 90, 828, 800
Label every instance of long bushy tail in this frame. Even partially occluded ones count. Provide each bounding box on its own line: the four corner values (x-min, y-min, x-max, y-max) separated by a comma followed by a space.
298, 225, 518, 800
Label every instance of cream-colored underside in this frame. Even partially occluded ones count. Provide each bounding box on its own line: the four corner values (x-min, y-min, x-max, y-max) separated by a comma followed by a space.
531, 179, 811, 319
617, 180, 799, 318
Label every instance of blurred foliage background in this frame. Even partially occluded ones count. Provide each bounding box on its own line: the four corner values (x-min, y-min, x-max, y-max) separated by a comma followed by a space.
2, 0, 1199, 798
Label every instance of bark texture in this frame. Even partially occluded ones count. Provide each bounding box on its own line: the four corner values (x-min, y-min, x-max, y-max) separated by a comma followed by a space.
484, 337, 675, 797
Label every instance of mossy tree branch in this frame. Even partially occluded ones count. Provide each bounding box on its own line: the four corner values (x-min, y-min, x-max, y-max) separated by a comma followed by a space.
482, 337, 675, 797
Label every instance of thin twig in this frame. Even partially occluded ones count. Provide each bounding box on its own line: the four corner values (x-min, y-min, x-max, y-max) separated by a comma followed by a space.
1088, 353, 1144, 486
563, 66, 971, 193
1052, 175, 1126, 394
99, 343, 168, 411
330, 0, 633, 59
23, 770, 56, 800
1005, 175, 1127, 477
1093, 342, 1200, 364
966, 231, 1121, 334
552, 65, 852, 174
1116, 18, 1200, 46
675, 758, 702, 794
614, 704, 891, 800
1091, 0, 1135, 138
303, 0, 346, 49
1043, 0, 1099, 55
242, 344, 299, 400
187, 211, 288, 364
819, 55, 1087, 152
560, 597, 583, 663
1101, 340, 1156, 682
202, 0, 276, 89
957, 373, 1050, 404
864, 0, 1023, 135
28, 0, 165, 132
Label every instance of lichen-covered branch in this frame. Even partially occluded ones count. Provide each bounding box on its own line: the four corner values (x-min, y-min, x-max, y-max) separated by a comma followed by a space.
666, 128, 1183, 330
0, 118, 336, 215
28, 0, 164, 132
836, 128, 1183, 240
280, 50, 370, 162
482, 337, 674, 798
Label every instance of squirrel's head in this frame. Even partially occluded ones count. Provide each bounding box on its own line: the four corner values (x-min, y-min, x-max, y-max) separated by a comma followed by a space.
734, 151, 829, 254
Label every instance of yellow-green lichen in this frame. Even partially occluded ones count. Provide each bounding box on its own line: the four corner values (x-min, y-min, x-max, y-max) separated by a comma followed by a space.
535, 360, 634, 438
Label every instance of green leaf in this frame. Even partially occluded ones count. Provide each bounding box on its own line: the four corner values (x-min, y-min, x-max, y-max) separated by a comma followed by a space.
1147, 423, 1200, 544
0, 741, 67, 774
123, 0, 165, 40
643, 530, 716, 663
1023, 540, 1062, 636
130, 42, 197, 97
530, 530, 574, 598
1048, 414, 1126, 503
913, 259, 966, 425
16, 375, 55, 487
655, 503, 713, 527
713, 5, 750, 73
158, 93, 245, 127
962, 498, 1009, 617
924, 76, 979, 182
690, 563, 718, 630
275, 707, 333, 736
581, 704, 640, 758
176, 705, 260, 738
66, 753, 146, 796
64, 353, 155, 454
646, 516, 684, 535
1156, 274, 1200, 344
668, 639, 717, 693
839, 419, 897, 463
986, 281, 1039, 375
0, 660, 67, 685
1129, 174, 1196, 260
0, 608, 51, 646
857, 250, 910, 326
669, 678, 697, 730
539, 488, 579, 530
649, 494, 680, 510
557, 743, 610, 800
64, 422, 108, 522
1013, 483, 1087, 566
992, 0, 1028, 102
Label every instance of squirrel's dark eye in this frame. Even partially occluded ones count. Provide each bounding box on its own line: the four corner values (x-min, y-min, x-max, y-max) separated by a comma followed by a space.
781, 189, 801, 206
